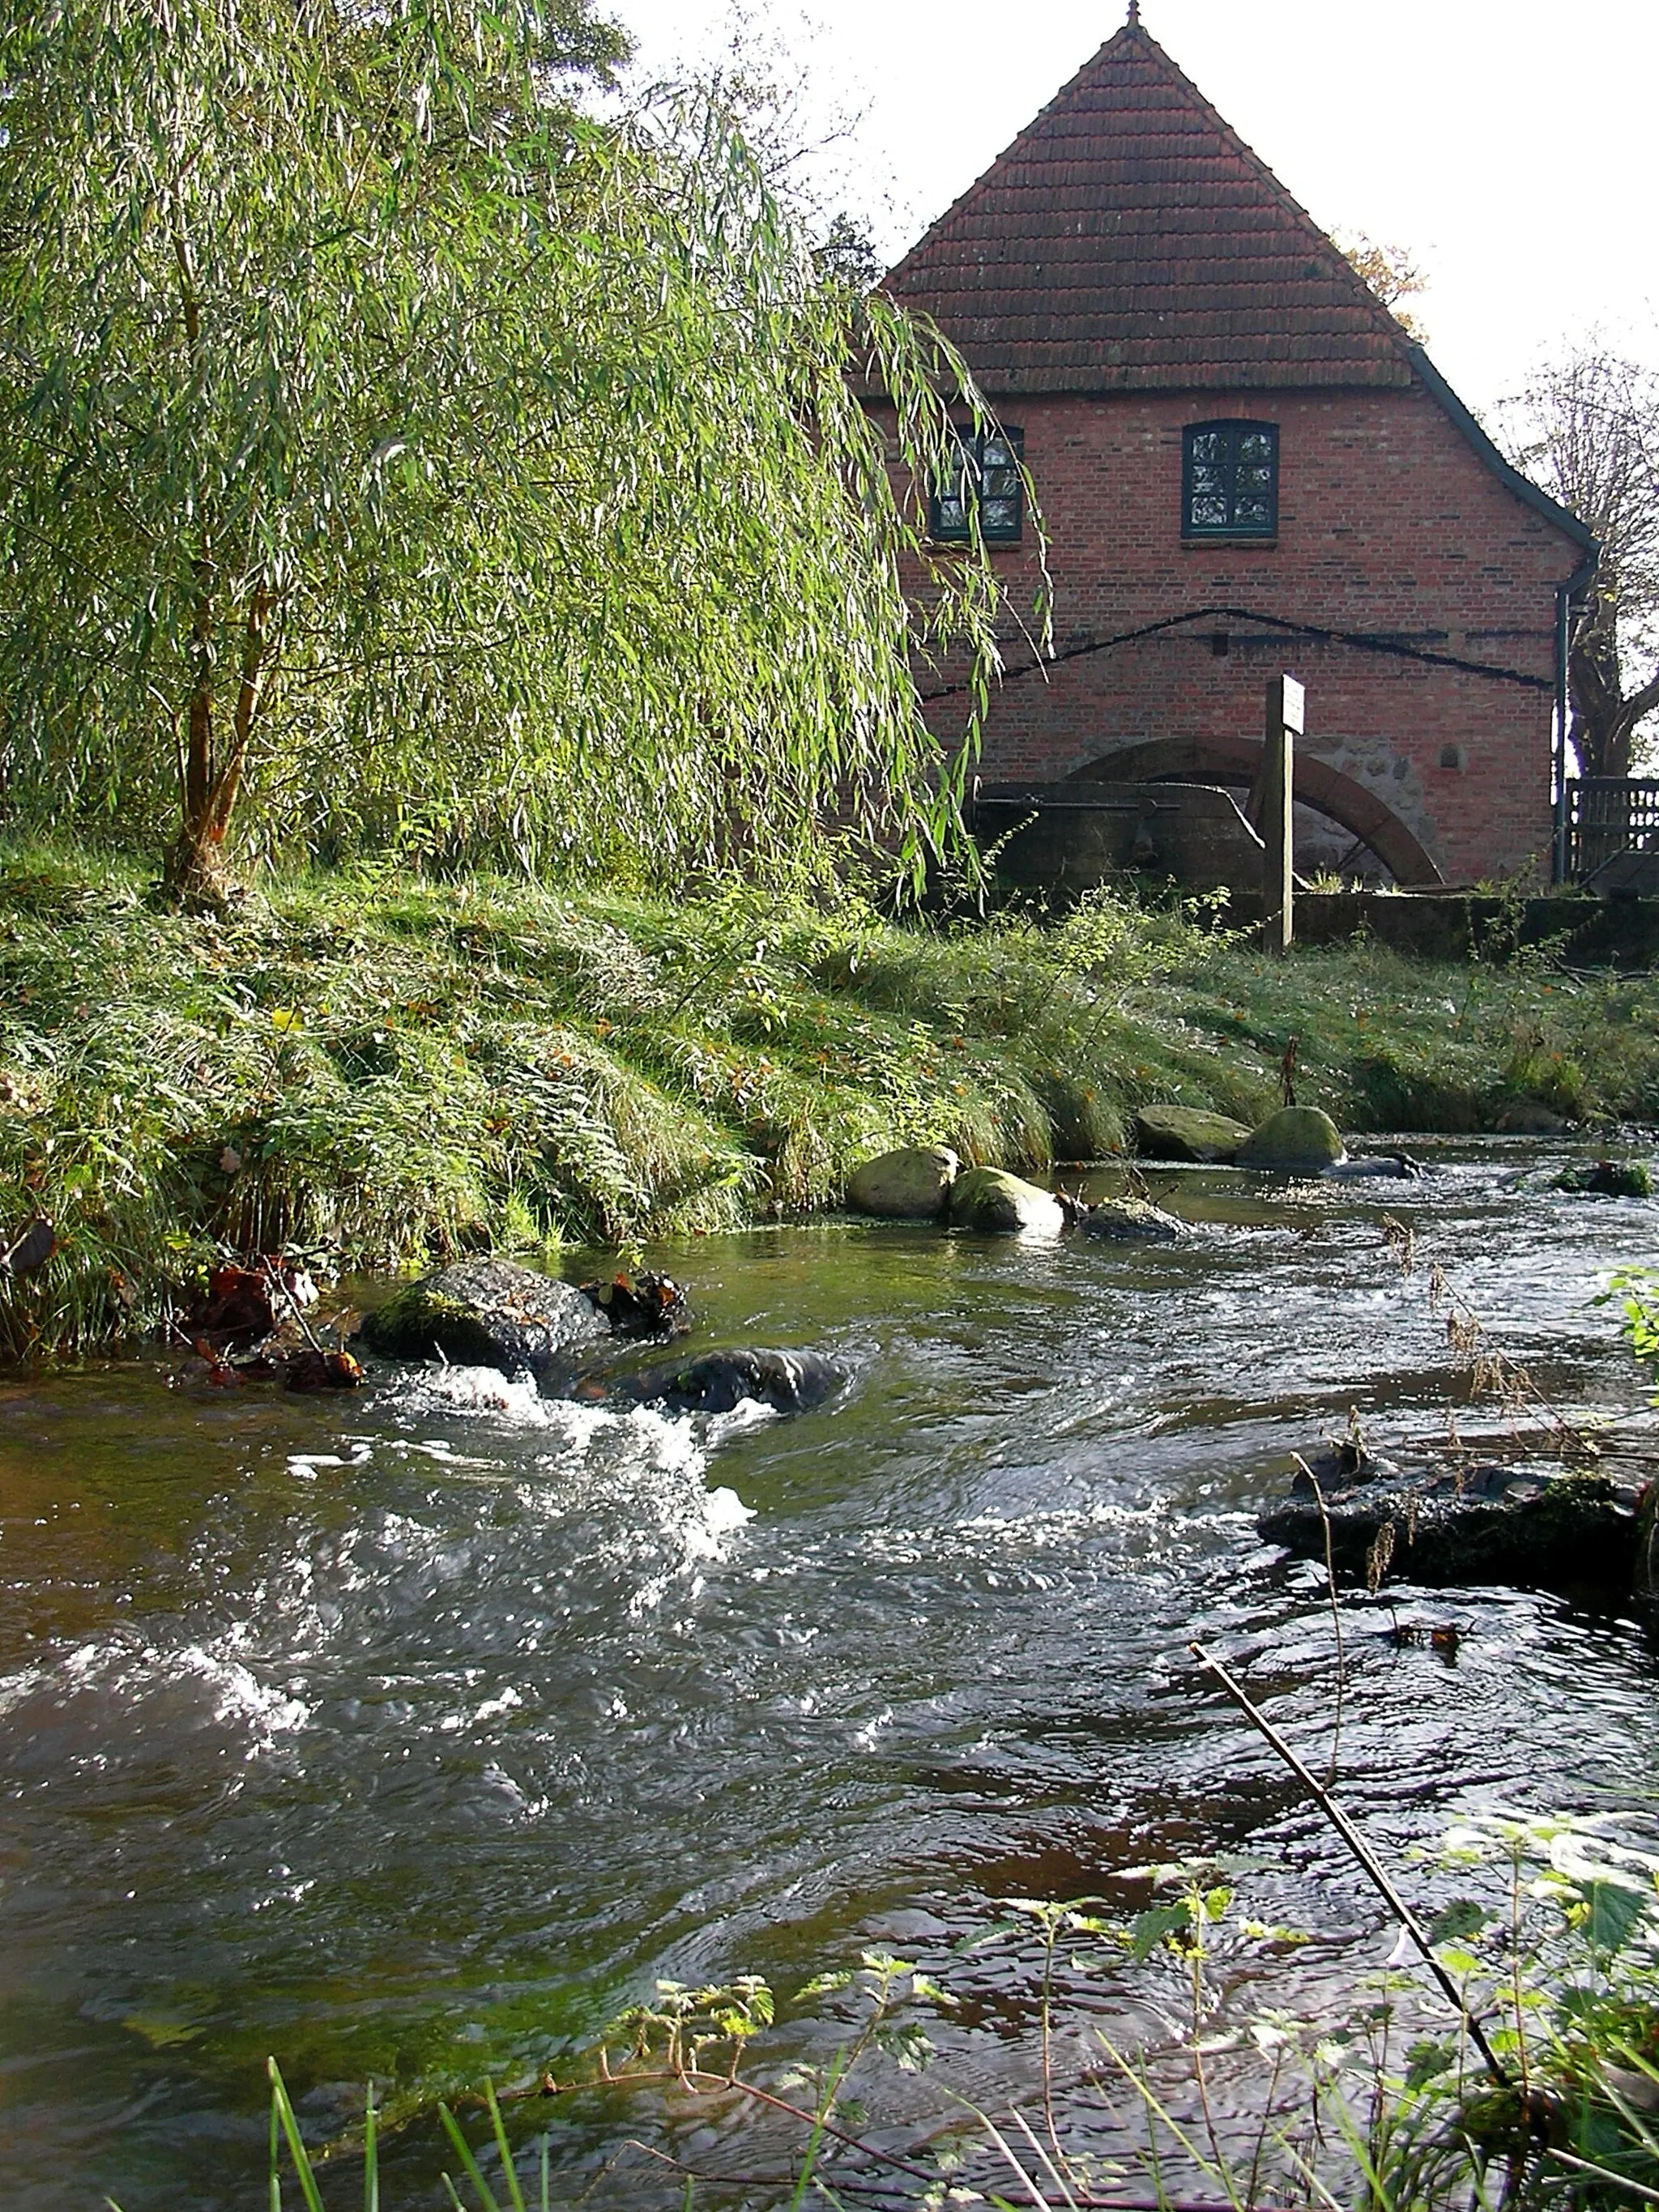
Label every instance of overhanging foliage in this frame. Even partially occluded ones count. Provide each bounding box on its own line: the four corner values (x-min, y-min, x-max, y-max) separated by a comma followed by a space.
0, 0, 1035, 887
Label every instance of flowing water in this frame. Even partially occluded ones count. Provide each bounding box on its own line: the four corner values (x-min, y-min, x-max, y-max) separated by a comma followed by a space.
3, 1140, 1658, 2208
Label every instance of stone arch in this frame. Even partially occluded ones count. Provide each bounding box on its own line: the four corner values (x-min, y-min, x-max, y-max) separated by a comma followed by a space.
1068, 736, 1445, 886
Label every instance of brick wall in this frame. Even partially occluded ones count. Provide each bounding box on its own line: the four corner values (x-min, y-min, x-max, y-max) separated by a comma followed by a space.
892, 377, 1584, 885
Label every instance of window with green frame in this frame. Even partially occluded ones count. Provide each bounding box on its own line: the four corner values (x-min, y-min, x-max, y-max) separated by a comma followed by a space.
930, 425, 1024, 543
1183, 420, 1278, 539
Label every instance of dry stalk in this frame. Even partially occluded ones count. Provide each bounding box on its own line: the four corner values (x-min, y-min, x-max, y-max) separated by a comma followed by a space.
1188, 1640, 1513, 2088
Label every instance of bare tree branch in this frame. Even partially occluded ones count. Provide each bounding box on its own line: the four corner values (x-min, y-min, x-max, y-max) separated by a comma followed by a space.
1498, 347, 1659, 777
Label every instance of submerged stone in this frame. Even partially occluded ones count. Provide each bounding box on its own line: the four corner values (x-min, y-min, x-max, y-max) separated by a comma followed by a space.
360, 1258, 608, 1374
617, 1347, 847, 1416
1236, 1105, 1346, 1171
1132, 1104, 1252, 1164
847, 1144, 958, 1219
1259, 1444, 1644, 1591
947, 1166, 1065, 1236
1324, 1152, 1426, 1182
1080, 1197, 1183, 1242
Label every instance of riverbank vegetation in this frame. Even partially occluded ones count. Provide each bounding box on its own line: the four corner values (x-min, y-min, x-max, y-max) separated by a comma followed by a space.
4, 843, 1658, 1360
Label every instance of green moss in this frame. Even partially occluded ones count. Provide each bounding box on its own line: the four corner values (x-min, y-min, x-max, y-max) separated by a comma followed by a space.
358, 1287, 503, 1366
1558, 1160, 1654, 1199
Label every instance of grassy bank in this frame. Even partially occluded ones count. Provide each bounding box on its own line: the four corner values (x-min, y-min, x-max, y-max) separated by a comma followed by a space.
3, 844, 1657, 1357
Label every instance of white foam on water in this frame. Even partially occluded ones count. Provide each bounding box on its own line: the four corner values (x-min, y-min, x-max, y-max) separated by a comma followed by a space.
626, 1466, 757, 1616
472, 1685, 523, 1723
287, 1441, 372, 1481
703, 1396, 781, 1448
147, 1643, 312, 1745
402, 1364, 552, 1423
15, 1634, 311, 1758
684, 1485, 755, 1562
0, 1662, 46, 1717
373, 1363, 757, 1613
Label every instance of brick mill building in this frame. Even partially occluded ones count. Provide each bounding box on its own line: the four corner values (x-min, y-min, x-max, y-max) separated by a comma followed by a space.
881, 10, 1596, 886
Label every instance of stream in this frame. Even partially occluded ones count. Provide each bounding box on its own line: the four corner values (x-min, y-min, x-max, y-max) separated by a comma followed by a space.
2, 1138, 1657, 2208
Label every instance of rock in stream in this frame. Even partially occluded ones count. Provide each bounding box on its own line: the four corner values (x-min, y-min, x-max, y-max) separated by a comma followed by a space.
1259, 1439, 1648, 1591
360, 1259, 609, 1375
846, 1145, 959, 1219
613, 1347, 847, 1416
1236, 1106, 1347, 1171
947, 1166, 1066, 1235
1132, 1105, 1252, 1164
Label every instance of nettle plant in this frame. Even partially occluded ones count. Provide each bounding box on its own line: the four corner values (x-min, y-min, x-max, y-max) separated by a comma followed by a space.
1608, 1269, 1659, 1403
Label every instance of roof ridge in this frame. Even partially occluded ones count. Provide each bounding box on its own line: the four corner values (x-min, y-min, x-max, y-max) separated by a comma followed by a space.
882, 21, 1418, 395
881, 22, 1146, 291
1111, 24, 1412, 354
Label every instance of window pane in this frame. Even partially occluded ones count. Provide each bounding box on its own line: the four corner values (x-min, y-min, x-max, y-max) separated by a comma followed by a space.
981, 434, 1013, 469
935, 494, 968, 534
982, 496, 1019, 536
1184, 421, 1276, 534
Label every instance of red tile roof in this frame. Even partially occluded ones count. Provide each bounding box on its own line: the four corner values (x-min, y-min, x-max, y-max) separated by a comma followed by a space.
882, 21, 1414, 395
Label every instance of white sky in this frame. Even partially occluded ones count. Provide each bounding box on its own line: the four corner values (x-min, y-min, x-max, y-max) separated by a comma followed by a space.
612, 0, 1659, 419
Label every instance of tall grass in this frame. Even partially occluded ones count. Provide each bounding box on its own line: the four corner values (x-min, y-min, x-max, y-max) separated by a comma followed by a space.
3, 845, 1657, 1359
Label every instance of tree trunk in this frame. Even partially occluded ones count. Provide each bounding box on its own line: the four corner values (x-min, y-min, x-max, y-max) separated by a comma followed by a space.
164, 582, 271, 910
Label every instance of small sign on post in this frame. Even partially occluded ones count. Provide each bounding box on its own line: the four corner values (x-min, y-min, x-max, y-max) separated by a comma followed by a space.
1259, 674, 1301, 954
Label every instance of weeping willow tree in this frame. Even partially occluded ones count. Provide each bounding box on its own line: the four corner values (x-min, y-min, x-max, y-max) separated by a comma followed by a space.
0, 0, 1030, 901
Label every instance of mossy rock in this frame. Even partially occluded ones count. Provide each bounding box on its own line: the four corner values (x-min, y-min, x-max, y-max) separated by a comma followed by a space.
947, 1166, 1065, 1236
846, 1144, 957, 1219
1557, 1158, 1653, 1198
360, 1258, 608, 1373
1236, 1106, 1346, 1171
1260, 1455, 1642, 1589
1133, 1104, 1252, 1164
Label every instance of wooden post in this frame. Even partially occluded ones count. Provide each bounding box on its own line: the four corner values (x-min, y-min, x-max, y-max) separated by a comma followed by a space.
1259, 674, 1301, 953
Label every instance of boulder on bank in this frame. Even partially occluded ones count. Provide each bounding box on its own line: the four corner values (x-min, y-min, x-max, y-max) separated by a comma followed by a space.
1236, 1106, 1346, 1172
1080, 1197, 1183, 1242
847, 1144, 958, 1219
1133, 1105, 1252, 1164
616, 1347, 846, 1416
360, 1258, 608, 1374
948, 1165, 1066, 1236
1259, 1442, 1644, 1589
